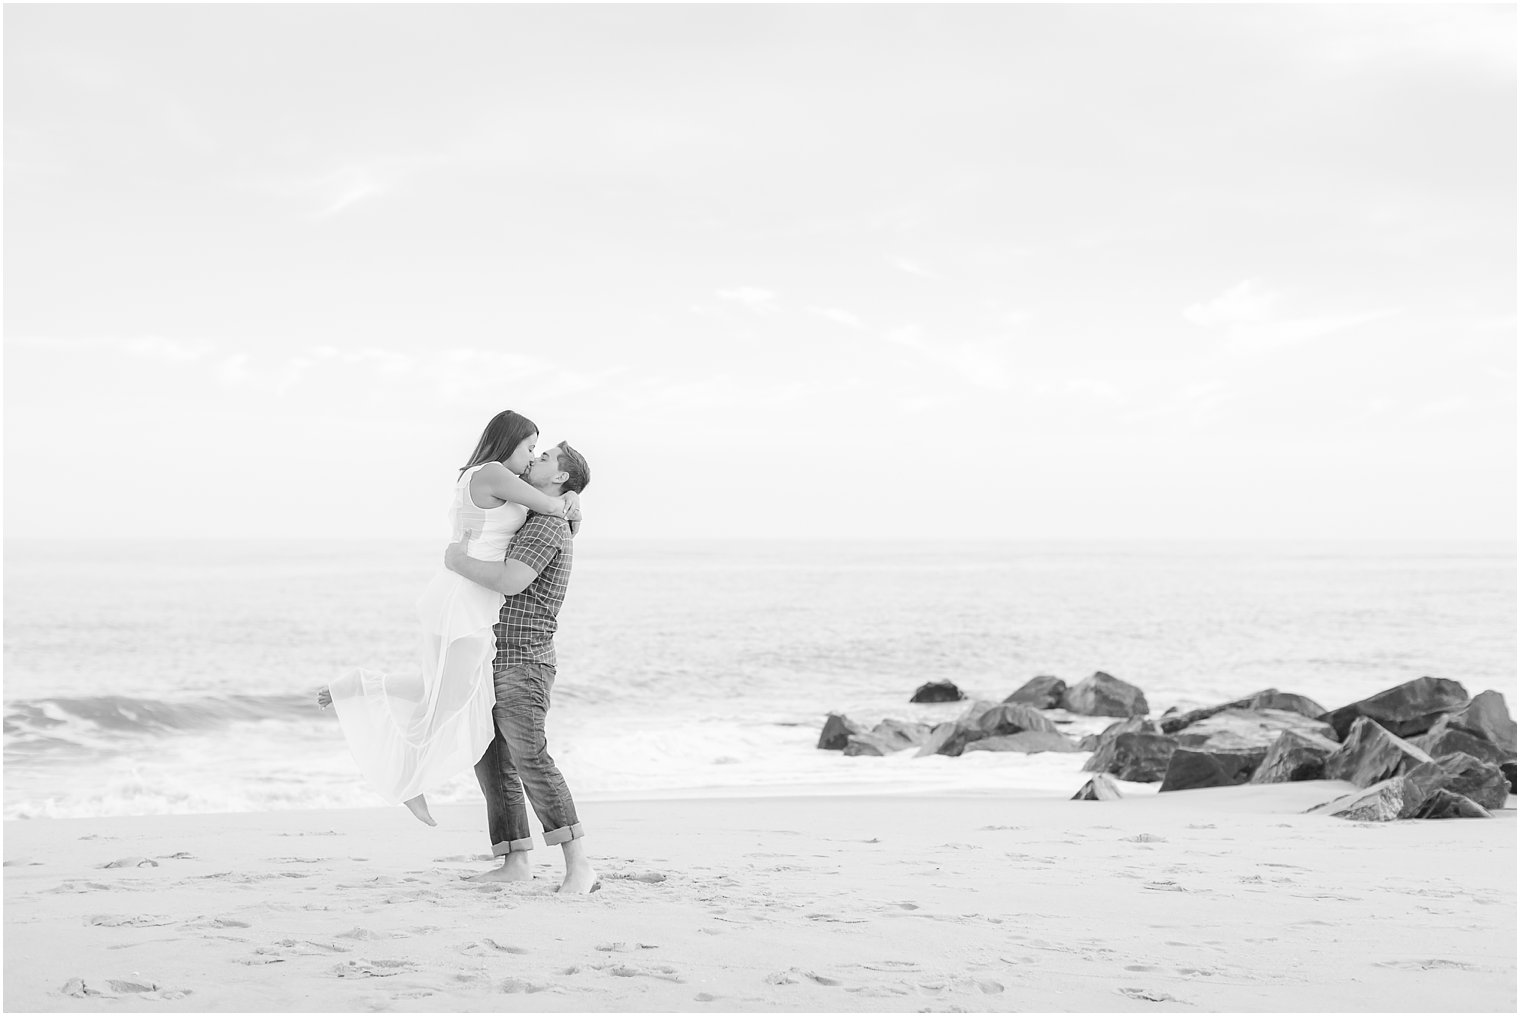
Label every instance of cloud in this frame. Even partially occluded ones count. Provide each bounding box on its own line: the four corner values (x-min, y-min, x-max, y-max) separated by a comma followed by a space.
893, 257, 939, 280
1185, 280, 1400, 354
877, 325, 1012, 391
11, 334, 213, 363
248, 155, 446, 219
1064, 378, 1121, 402
809, 307, 863, 329
715, 287, 778, 313
217, 353, 252, 388
1183, 279, 1279, 327
1227, 310, 1401, 355
1413, 397, 1472, 421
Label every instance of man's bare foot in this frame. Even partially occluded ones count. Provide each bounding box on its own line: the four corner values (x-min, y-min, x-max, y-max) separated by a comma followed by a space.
316, 687, 332, 709
559, 863, 599, 894
467, 853, 533, 882
403, 794, 437, 827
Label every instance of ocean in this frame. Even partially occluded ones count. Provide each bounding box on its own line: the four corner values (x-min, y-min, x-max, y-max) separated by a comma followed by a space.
4, 539, 1514, 819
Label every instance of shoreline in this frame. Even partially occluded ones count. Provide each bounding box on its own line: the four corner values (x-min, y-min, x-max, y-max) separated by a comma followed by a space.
6, 785, 1514, 1013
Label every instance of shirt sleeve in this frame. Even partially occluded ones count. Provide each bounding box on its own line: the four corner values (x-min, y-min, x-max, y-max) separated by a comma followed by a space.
504, 516, 567, 575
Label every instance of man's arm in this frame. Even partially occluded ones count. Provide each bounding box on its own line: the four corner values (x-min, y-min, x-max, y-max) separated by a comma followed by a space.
444, 520, 564, 595
445, 548, 539, 596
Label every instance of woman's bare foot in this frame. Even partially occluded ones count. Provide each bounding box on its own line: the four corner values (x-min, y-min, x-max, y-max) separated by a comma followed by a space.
403, 794, 437, 827
467, 853, 533, 882
316, 687, 332, 709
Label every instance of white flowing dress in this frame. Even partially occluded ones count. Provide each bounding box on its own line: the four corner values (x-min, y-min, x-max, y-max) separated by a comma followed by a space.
328, 465, 527, 804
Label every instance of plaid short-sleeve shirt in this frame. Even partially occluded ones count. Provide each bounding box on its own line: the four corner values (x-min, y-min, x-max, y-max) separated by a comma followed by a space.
494, 513, 574, 667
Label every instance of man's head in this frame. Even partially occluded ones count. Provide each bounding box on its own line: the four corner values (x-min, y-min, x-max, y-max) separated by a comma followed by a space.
523, 441, 591, 496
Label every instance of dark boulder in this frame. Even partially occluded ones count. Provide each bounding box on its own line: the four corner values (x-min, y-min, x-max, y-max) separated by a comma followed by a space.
1415, 789, 1493, 820
1504, 761, 1518, 795
1309, 761, 1447, 821
1077, 715, 1158, 753
1081, 731, 1178, 783
870, 718, 934, 750
1173, 708, 1335, 752
818, 713, 867, 751
963, 731, 1082, 754
1444, 690, 1517, 756
1413, 718, 1511, 768
972, 703, 1060, 737
1431, 752, 1511, 811
910, 681, 966, 704
1161, 688, 1327, 734
1323, 716, 1435, 788
1061, 672, 1149, 718
1158, 746, 1268, 792
1319, 677, 1470, 740
1004, 676, 1067, 710
1249, 730, 1340, 784
1071, 773, 1123, 801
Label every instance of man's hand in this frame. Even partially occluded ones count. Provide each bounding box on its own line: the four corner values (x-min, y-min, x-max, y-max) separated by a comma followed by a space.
563, 491, 583, 536
444, 530, 476, 574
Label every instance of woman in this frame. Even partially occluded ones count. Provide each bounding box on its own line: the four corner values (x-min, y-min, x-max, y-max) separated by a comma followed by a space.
320, 410, 580, 825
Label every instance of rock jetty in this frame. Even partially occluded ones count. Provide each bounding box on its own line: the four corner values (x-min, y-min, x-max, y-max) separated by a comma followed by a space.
815, 674, 1516, 822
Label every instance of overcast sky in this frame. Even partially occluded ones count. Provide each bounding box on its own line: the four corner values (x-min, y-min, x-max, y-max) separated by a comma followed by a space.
5, 5, 1514, 542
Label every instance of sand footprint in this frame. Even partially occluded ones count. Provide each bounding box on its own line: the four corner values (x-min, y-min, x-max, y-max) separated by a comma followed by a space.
101, 857, 159, 869
61, 977, 187, 1000
480, 937, 528, 954
86, 914, 175, 928
499, 977, 553, 993
330, 958, 414, 978
599, 962, 683, 983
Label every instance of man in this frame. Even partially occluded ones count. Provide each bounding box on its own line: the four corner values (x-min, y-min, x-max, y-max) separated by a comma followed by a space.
443, 440, 597, 894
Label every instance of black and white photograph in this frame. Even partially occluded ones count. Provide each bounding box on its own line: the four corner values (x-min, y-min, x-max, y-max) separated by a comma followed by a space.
4, 3, 1515, 1012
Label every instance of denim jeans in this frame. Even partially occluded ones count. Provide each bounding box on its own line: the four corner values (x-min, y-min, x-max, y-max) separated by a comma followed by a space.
472, 661, 583, 853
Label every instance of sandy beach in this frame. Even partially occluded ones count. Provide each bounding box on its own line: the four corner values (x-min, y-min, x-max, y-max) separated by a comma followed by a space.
4, 783, 1514, 1013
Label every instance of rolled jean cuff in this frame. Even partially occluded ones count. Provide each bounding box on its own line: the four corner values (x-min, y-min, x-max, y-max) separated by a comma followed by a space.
492, 836, 535, 856
542, 822, 585, 847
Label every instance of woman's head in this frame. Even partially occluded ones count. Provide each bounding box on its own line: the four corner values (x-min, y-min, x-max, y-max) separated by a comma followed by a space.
461, 410, 539, 476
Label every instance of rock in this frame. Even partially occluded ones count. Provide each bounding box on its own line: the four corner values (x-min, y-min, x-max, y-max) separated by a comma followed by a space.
910, 681, 966, 704
1504, 761, 1518, 795
817, 714, 867, 751
1444, 690, 1517, 755
1061, 672, 1149, 718
913, 722, 963, 758
1174, 708, 1336, 752
842, 733, 899, 757
1242, 689, 1327, 720
1161, 688, 1327, 734
1310, 761, 1447, 821
1249, 730, 1340, 784
971, 703, 1060, 737
1004, 676, 1067, 709
1414, 789, 1493, 819
963, 731, 1082, 754
1071, 773, 1124, 801
1078, 715, 1158, 753
870, 718, 934, 750
1324, 717, 1434, 788
1319, 676, 1470, 740
1431, 752, 1511, 811
1158, 746, 1267, 792
1413, 718, 1511, 768
1081, 732, 1178, 783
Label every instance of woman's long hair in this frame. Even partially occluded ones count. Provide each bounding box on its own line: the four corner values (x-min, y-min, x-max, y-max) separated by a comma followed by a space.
459, 410, 538, 476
